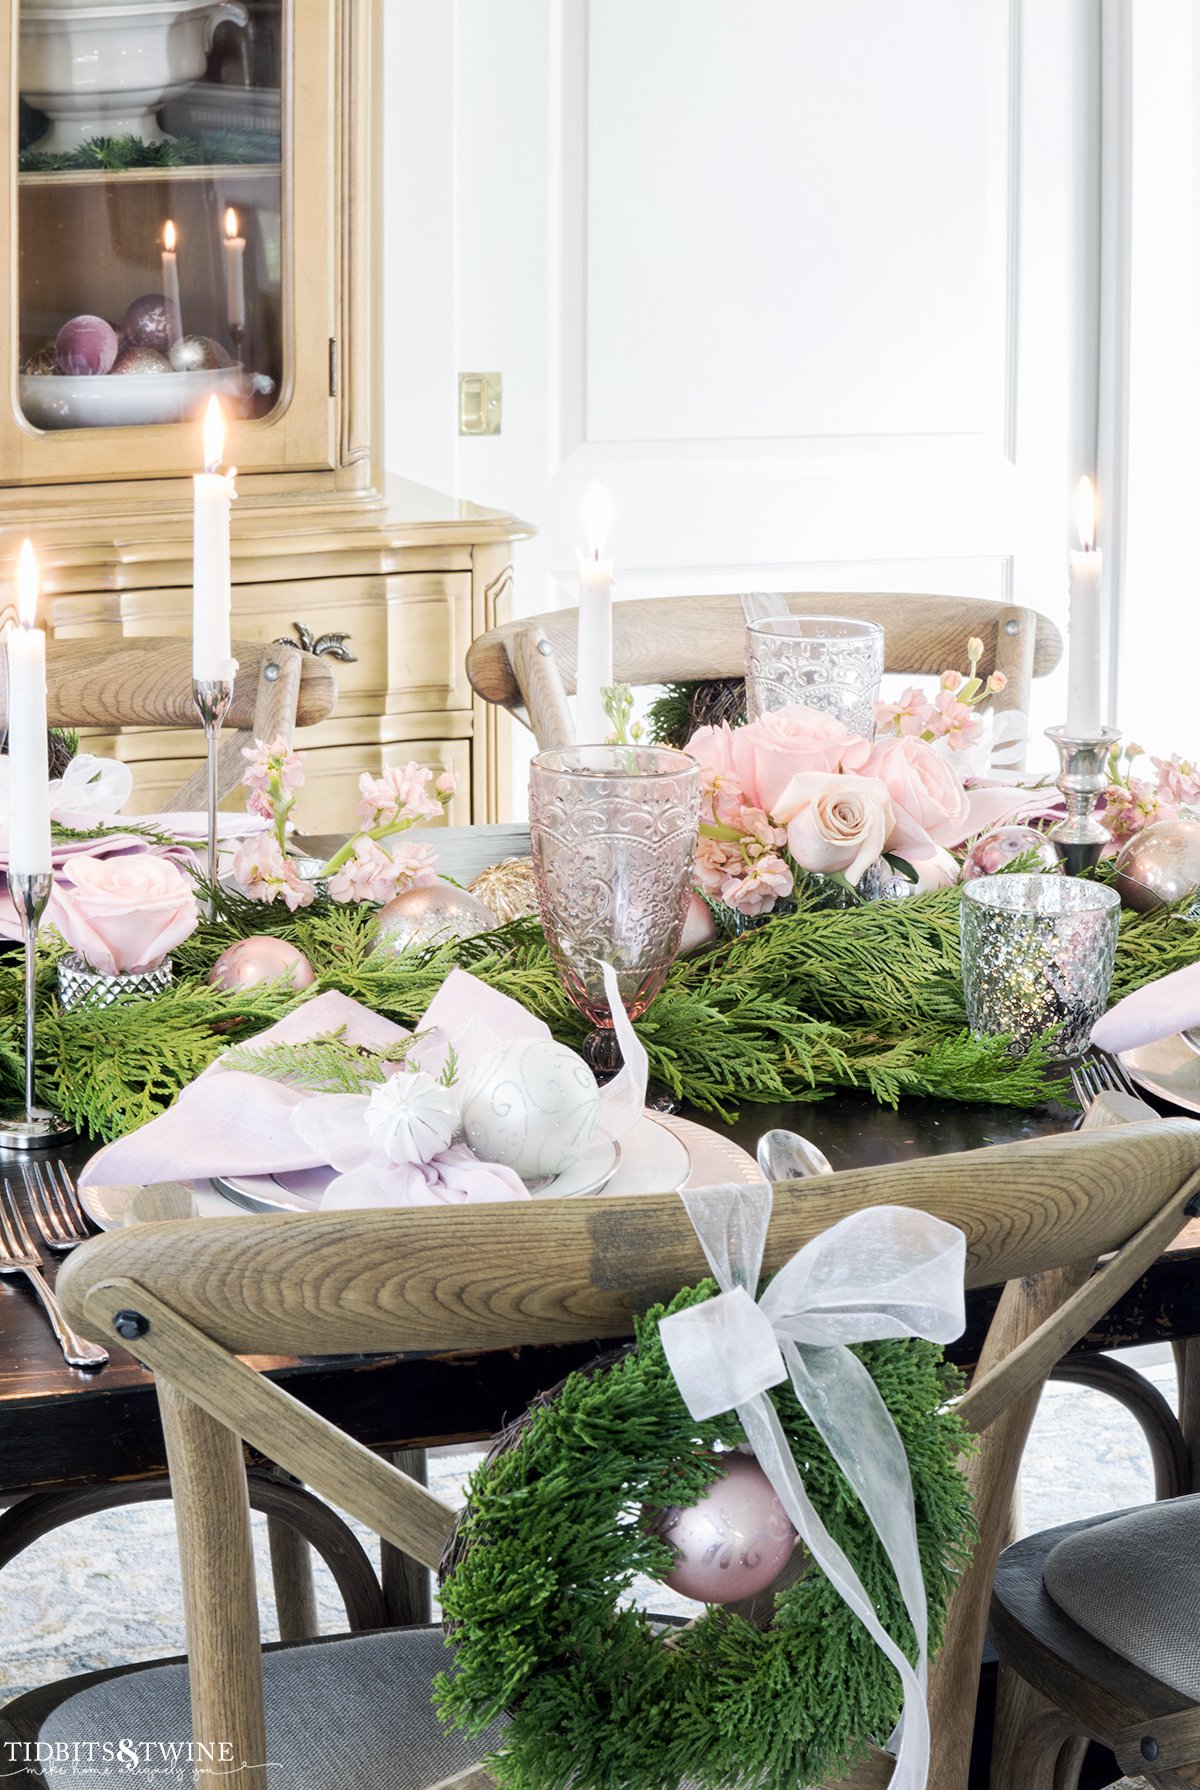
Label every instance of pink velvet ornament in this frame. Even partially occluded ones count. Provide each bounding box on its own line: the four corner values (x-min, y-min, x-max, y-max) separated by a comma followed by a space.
55, 315, 119, 376
208, 935, 316, 992
122, 293, 180, 354
648, 1452, 796, 1604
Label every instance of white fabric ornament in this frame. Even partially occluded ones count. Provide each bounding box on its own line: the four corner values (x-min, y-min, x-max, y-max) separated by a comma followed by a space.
365, 1070, 459, 1165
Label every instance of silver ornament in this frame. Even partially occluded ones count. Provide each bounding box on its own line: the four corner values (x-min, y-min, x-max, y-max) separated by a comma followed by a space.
1114, 819, 1200, 912
961, 826, 1061, 883
168, 334, 233, 373
372, 882, 498, 953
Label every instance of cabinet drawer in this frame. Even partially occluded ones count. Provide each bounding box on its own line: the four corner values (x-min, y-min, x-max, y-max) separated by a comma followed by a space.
119, 738, 472, 837
50, 571, 473, 719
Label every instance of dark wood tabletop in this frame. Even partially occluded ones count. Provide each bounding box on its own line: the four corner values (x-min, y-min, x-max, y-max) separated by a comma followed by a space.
3, 1088, 1199, 1501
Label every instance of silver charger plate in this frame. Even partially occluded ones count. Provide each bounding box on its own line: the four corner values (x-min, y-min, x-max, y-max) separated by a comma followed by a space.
1120, 1033, 1200, 1112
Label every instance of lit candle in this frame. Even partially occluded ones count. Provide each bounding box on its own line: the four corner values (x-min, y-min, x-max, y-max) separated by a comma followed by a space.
8, 541, 52, 876
1066, 475, 1103, 737
161, 219, 182, 345
223, 207, 246, 346
192, 397, 236, 683
574, 484, 615, 743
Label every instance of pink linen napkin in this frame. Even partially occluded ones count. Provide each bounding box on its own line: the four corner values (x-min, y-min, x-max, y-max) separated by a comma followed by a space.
1090, 964, 1200, 1054
80, 970, 648, 1208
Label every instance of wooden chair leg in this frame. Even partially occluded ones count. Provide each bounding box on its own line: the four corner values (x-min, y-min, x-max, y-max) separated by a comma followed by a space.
1172, 1338, 1200, 1491
157, 1382, 267, 1790
989, 1667, 1082, 1790
266, 1467, 319, 1642
380, 1448, 432, 1625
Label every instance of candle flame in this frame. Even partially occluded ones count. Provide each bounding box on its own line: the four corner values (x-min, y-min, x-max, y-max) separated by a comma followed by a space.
203, 395, 224, 473
163, 218, 176, 252
16, 539, 38, 631
582, 483, 614, 558
224, 207, 239, 239
1074, 476, 1096, 551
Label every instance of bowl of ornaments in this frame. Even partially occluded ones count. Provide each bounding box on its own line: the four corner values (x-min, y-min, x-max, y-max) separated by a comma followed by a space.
19, 296, 272, 430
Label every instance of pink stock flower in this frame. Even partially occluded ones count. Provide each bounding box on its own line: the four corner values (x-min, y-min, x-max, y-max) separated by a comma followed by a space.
694, 835, 744, 895
356, 763, 445, 830
772, 772, 894, 887
1104, 779, 1177, 846
940, 670, 964, 692
327, 838, 440, 905
232, 835, 315, 912
874, 686, 938, 739
930, 689, 985, 751
736, 806, 787, 850
686, 725, 746, 825
1153, 755, 1200, 808
864, 735, 972, 855
435, 770, 459, 798
728, 704, 868, 817
721, 853, 794, 916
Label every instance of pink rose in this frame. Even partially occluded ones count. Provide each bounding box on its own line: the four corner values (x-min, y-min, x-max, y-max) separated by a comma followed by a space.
48, 852, 198, 975
865, 735, 972, 856
772, 772, 894, 887
730, 704, 869, 817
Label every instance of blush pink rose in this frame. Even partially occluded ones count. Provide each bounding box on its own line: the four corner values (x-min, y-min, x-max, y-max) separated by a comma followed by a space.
730, 704, 870, 817
772, 772, 895, 887
49, 852, 198, 975
865, 734, 972, 856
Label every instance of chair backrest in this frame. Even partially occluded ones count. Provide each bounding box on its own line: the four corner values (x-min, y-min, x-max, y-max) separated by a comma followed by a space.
0, 635, 338, 805
56, 1120, 1200, 1790
466, 592, 1063, 753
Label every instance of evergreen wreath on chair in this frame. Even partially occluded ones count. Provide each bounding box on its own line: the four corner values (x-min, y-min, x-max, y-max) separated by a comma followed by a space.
435, 1278, 974, 1790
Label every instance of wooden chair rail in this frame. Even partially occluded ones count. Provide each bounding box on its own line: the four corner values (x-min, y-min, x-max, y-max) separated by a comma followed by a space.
57, 1123, 1200, 1361
466, 591, 1062, 711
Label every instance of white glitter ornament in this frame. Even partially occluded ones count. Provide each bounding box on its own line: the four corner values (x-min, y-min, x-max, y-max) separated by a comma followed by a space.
460, 1037, 601, 1180
372, 884, 498, 954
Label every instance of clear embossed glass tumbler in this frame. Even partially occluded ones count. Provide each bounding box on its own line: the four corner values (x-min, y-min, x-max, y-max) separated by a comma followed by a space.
960, 874, 1120, 1060
744, 616, 884, 734
529, 746, 701, 1074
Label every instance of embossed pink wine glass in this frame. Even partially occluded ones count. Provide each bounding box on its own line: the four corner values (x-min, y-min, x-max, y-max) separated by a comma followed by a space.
529, 746, 701, 1076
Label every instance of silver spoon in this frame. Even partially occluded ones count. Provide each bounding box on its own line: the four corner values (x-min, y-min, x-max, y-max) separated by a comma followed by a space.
755, 1128, 834, 1181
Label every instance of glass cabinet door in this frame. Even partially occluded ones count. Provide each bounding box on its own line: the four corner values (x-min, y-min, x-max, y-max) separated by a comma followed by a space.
3, 0, 338, 483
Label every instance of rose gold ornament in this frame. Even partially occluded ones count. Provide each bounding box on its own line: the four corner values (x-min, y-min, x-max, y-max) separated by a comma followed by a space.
372, 884, 498, 954
1114, 819, 1200, 912
467, 858, 539, 924
208, 935, 316, 991
646, 1452, 796, 1604
960, 826, 1060, 882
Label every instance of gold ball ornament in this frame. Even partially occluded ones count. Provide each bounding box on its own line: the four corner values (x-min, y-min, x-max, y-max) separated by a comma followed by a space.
1113, 819, 1200, 912
467, 858, 540, 924
372, 882, 498, 954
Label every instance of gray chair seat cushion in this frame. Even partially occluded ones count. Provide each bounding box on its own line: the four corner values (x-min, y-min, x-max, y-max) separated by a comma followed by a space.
21, 1626, 503, 1790
1043, 1492, 1200, 1700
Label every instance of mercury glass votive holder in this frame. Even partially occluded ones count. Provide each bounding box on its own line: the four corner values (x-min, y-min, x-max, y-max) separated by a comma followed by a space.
960, 875, 1120, 1060
744, 615, 884, 734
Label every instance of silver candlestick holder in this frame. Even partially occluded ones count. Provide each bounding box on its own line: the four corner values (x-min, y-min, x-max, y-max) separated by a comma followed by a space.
0, 872, 74, 1150
1046, 724, 1122, 876
193, 675, 233, 919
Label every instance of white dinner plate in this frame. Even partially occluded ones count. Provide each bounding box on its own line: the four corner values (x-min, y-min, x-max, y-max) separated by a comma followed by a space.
77, 1110, 755, 1230
1120, 1033, 1200, 1113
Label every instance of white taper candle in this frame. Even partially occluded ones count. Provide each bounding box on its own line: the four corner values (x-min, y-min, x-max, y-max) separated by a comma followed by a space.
9, 540, 52, 876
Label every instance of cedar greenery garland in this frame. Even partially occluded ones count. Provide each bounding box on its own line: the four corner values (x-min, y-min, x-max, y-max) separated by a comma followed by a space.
8, 878, 1200, 1139
434, 1283, 975, 1790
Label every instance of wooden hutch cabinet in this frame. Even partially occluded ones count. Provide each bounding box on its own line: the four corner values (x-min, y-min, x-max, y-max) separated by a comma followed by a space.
0, 0, 526, 829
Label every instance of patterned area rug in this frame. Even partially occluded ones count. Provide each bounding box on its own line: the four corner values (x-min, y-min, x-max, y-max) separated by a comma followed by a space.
0, 1350, 1179, 1790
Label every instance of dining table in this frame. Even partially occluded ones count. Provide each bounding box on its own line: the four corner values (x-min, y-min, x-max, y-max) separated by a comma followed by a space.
2, 825, 1200, 1630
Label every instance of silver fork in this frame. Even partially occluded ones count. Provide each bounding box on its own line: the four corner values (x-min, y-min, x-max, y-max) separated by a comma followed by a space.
0, 1180, 108, 1369
24, 1159, 93, 1254
1071, 1049, 1153, 1120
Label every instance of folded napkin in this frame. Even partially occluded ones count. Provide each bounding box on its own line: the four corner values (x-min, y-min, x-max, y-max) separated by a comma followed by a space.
1090, 964, 1200, 1055
81, 969, 647, 1210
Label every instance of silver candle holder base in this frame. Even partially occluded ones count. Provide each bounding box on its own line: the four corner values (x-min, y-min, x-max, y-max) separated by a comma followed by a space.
1046, 724, 1122, 877
0, 871, 74, 1152
192, 674, 234, 919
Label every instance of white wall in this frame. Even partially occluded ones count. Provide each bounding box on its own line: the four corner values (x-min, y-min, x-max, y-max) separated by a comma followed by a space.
382, 1, 1102, 800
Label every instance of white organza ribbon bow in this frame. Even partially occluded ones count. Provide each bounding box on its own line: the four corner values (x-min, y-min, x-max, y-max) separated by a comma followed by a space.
659, 1184, 967, 1790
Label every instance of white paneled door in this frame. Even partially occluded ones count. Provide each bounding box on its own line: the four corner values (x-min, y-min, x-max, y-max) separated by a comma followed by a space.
383, 0, 1098, 763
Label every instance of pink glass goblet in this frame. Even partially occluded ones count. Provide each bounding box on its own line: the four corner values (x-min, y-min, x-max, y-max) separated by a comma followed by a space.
529, 746, 701, 1076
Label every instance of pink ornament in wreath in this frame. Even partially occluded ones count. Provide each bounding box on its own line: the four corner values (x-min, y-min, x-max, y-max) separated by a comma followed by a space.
646, 1451, 796, 1604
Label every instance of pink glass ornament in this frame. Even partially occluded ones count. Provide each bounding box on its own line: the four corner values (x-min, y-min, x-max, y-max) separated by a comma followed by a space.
648, 1452, 796, 1603
55, 315, 118, 376
679, 891, 717, 955
960, 825, 1060, 882
208, 935, 316, 992
122, 293, 181, 354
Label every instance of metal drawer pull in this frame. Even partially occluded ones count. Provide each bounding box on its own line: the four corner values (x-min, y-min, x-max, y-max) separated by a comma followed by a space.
273, 622, 357, 662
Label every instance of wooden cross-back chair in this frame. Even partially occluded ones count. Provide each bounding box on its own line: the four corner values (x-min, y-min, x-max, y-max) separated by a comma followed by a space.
4, 1120, 1198, 1790
0, 636, 338, 807
465, 592, 1063, 757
